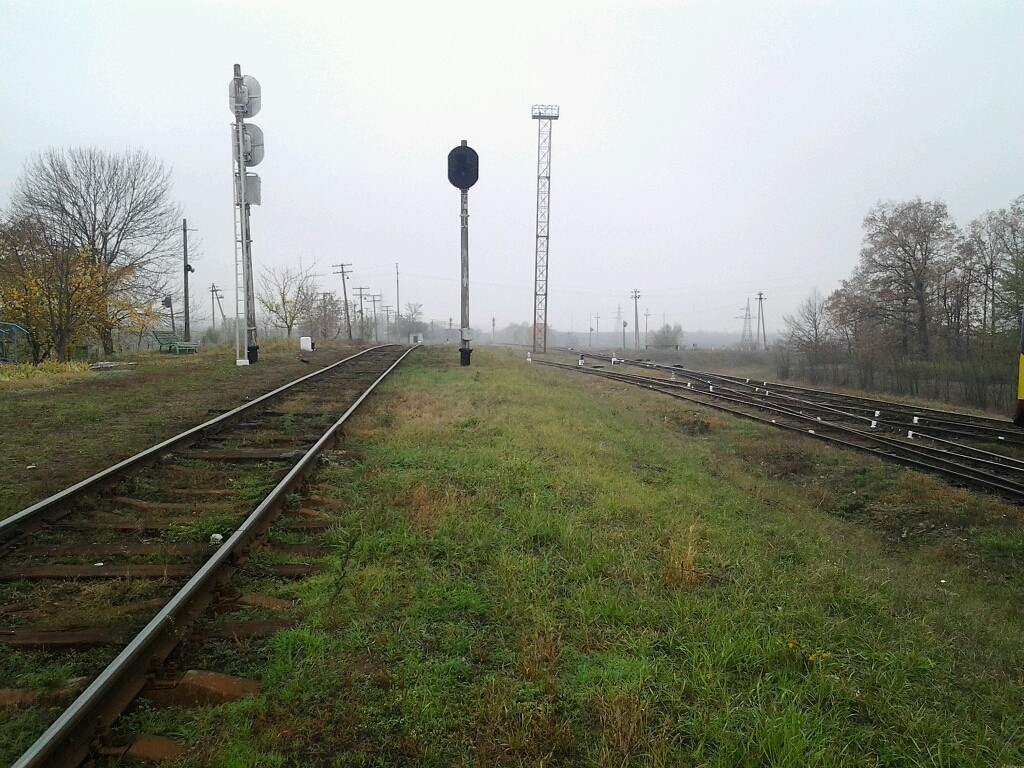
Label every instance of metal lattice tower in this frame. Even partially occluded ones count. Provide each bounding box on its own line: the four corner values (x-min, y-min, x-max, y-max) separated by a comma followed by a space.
532, 104, 559, 353
739, 297, 754, 348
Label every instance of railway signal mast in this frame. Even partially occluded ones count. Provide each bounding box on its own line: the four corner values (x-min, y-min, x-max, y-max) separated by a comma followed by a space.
448, 140, 479, 366
229, 64, 264, 365
532, 104, 559, 354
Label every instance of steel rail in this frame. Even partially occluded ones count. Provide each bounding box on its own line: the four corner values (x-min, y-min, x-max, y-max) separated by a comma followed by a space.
608, 353, 1019, 431
0, 345, 399, 540
11, 345, 417, 768
619, 368, 1024, 472
582, 352, 1023, 442
540, 360, 1024, 501
581, 365, 1024, 481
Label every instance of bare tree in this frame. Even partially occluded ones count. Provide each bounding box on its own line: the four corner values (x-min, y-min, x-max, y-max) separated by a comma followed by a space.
859, 199, 959, 358
397, 302, 427, 338
650, 323, 682, 347
992, 196, 1024, 328
403, 302, 424, 324
784, 289, 831, 356
300, 291, 347, 340
8, 147, 182, 353
965, 212, 1005, 334
257, 261, 320, 337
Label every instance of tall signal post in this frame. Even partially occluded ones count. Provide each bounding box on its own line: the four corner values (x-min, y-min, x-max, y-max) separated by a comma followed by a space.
448, 140, 479, 366
229, 64, 264, 365
531, 104, 559, 354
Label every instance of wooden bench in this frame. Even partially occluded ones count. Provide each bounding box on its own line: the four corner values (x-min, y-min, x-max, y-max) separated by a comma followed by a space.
152, 330, 198, 354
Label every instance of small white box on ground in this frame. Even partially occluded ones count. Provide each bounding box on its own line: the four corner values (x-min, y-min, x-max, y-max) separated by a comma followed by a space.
235, 359, 249, 367
300, 336, 313, 352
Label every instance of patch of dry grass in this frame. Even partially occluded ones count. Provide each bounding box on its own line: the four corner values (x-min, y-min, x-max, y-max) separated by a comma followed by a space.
661, 522, 705, 589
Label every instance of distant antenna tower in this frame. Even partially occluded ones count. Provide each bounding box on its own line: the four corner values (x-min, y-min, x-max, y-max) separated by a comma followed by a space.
531, 104, 559, 353
739, 298, 754, 348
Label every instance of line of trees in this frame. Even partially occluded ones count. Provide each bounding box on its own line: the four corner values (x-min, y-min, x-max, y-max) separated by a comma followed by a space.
1, 147, 179, 362
256, 263, 426, 343
782, 196, 1024, 409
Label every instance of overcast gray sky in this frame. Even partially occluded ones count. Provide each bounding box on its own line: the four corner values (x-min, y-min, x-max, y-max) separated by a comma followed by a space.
2, 1, 1022, 338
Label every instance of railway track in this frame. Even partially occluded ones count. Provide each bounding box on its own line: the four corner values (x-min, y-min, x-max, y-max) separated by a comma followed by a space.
540, 353, 1024, 503
2, 344, 416, 768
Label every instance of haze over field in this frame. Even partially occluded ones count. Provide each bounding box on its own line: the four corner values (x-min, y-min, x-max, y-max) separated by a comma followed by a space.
2, 1, 1022, 338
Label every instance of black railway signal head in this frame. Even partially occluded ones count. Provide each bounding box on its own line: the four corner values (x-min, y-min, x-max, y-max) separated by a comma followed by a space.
448, 143, 479, 190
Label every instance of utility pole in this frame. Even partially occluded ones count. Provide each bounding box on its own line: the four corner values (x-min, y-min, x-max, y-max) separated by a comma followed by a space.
333, 263, 353, 340
383, 305, 392, 341
622, 320, 627, 350
354, 287, 369, 341
182, 219, 195, 341
589, 318, 593, 349
395, 263, 401, 332
209, 284, 224, 331
595, 313, 600, 347
755, 291, 768, 350
644, 308, 650, 348
492, 316, 496, 343
630, 289, 640, 349
369, 294, 381, 342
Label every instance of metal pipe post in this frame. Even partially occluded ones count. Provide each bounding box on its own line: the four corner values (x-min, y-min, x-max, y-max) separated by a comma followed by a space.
460, 187, 471, 366
182, 219, 190, 342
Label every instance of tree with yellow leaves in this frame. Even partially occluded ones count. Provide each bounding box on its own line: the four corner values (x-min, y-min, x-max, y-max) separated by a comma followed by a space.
0, 220, 114, 362
8, 147, 182, 354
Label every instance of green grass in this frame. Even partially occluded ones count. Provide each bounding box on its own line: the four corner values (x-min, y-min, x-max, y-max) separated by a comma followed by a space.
0, 341, 361, 521
5, 346, 1024, 767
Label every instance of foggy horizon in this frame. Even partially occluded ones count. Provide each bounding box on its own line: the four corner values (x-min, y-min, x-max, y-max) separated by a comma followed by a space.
2, 1, 1022, 341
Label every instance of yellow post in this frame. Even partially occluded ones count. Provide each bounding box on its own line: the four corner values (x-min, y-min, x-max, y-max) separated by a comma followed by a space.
1015, 309, 1024, 426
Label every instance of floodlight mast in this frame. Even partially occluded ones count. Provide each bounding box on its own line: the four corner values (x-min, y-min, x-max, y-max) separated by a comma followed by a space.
532, 104, 559, 354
